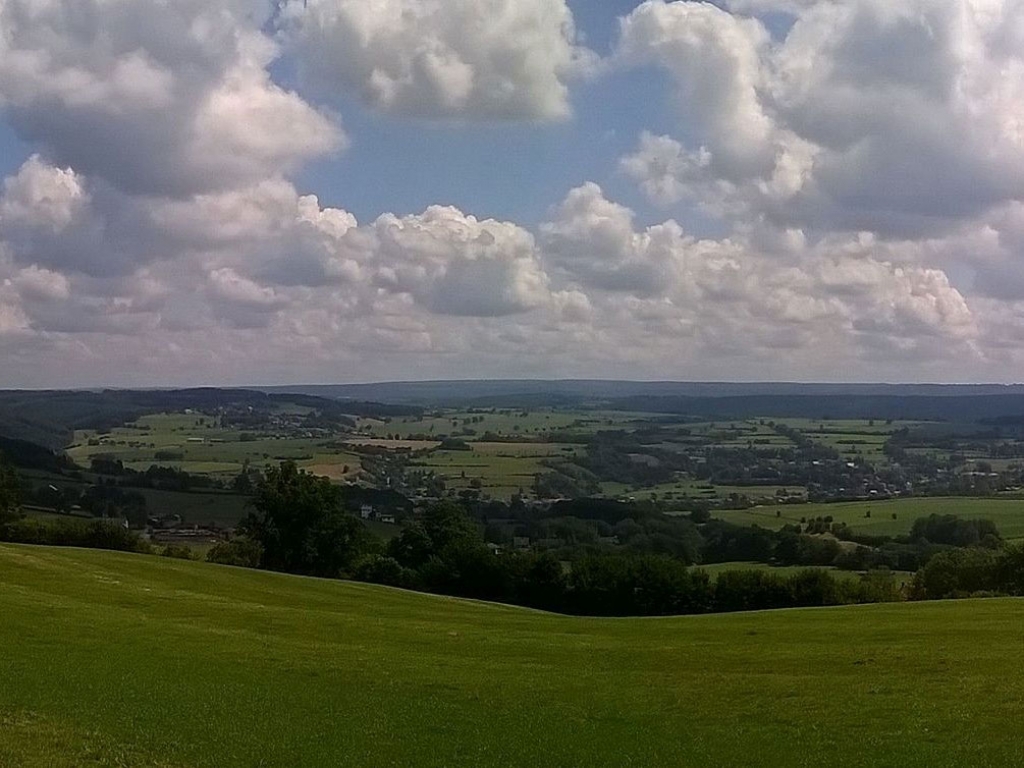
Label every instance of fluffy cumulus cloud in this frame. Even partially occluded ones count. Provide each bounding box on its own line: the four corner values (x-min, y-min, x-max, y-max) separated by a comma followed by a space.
278, 0, 594, 120
3, 0, 1024, 384
541, 183, 979, 361
0, 0, 344, 195
617, 0, 1024, 236
370, 207, 550, 315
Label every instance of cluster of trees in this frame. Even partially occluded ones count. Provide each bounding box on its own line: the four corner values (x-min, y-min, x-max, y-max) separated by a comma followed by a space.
2, 453, 147, 552
912, 545, 1024, 599
227, 463, 903, 616
90, 457, 221, 491
6, 453, 1022, 617
1, 516, 151, 554
0, 452, 20, 525
533, 463, 600, 498
532, 423, 892, 502
909, 514, 1001, 547
238, 462, 378, 578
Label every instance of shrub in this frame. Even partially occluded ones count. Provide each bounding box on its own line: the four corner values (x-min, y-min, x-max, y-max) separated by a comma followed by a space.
0, 517, 152, 554
352, 555, 418, 588
161, 544, 198, 560
206, 538, 263, 568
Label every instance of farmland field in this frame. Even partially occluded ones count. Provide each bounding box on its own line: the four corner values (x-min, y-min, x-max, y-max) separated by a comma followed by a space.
695, 561, 867, 582
715, 496, 1024, 539
411, 442, 584, 498
66, 413, 362, 484
2, 544, 1023, 767
355, 409, 652, 439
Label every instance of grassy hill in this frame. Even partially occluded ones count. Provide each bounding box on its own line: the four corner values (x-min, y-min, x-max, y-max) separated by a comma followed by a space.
1, 545, 1022, 767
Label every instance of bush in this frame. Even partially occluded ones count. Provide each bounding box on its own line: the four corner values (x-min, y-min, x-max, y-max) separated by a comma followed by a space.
161, 544, 198, 560
911, 547, 1002, 599
910, 515, 1001, 547
0, 517, 152, 554
206, 538, 263, 568
352, 555, 418, 588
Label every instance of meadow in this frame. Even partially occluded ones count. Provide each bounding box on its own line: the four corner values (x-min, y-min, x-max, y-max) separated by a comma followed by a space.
355, 409, 651, 439
412, 442, 584, 498
715, 496, 1024, 539
1, 544, 1023, 767
66, 413, 362, 483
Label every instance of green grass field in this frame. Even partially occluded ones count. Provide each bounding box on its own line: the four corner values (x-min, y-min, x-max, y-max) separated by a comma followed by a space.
695, 561, 869, 582
67, 414, 362, 482
715, 496, 1024, 539
411, 442, 582, 498
355, 409, 648, 440
1, 544, 1023, 767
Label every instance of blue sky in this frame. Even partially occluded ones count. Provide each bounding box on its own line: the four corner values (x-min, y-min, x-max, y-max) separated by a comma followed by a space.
1, 0, 1024, 386
289, 2, 681, 230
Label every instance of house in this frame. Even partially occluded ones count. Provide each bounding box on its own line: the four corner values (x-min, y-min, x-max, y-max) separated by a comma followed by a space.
378, 514, 396, 525
360, 504, 373, 520
512, 536, 530, 550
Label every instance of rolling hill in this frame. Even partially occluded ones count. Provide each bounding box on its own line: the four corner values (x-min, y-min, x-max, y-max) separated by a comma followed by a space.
1, 544, 1022, 767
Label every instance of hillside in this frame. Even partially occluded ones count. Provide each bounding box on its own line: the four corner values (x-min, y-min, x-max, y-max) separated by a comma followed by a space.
1, 545, 1022, 767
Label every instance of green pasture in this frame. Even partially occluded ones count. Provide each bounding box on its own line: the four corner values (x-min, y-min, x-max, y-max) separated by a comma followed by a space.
355, 409, 649, 440
768, 418, 929, 434
68, 413, 360, 481
1, 545, 1023, 767
603, 480, 805, 503
715, 496, 1024, 539
18, 469, 251, 528
139, 488, 250, 527
694, 561, 875, 583
413, 444, 576, 498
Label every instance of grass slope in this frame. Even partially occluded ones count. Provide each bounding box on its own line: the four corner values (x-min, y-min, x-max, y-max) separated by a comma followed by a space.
1, 545, 1023, 767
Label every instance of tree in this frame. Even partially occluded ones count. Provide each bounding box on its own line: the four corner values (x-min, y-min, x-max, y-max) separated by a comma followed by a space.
0, 452, 22, 525
240, 461, 378, 578
422, 501, 479, 551
387, 524, 435, 569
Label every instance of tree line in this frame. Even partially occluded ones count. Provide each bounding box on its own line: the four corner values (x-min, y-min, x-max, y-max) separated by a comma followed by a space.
3, 456, 1021, 616
220, 462, 1022, 616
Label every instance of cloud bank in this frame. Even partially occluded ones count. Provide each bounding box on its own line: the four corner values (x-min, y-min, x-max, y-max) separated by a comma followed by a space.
1, 0, 1024, 385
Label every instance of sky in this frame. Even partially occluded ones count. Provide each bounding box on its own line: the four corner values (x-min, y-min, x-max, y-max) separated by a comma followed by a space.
2, 0, 1024, 387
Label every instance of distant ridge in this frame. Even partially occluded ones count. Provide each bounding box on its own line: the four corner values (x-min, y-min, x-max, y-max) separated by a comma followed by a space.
256, 380, 1024, 405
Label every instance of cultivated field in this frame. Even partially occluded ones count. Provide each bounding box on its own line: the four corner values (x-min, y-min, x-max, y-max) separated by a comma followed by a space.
715, 496, 1024, 539
355, 409, 651, 439
67, 413, 362, 484
412, 442, 584, 498
1, 544, 1022, 767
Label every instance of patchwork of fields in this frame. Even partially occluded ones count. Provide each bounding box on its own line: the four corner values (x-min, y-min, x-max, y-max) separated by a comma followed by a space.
68, 413, 363, 481
1, 545, 1022, 767
54, 408, 1024, 514
715, 496, 1024, 540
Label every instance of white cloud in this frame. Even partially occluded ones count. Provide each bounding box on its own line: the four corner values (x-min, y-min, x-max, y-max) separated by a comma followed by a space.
540, 183, 979, 360
616, 1, 775, 178
279, 0, 594, 120
4, 1, 1024, 384
11, 264, 70, 301
541, 182, 688, 295
616, 0, 1024, 236
370, 206, 550, 315
0, 0, 344, 196
0, 155, 87, 232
